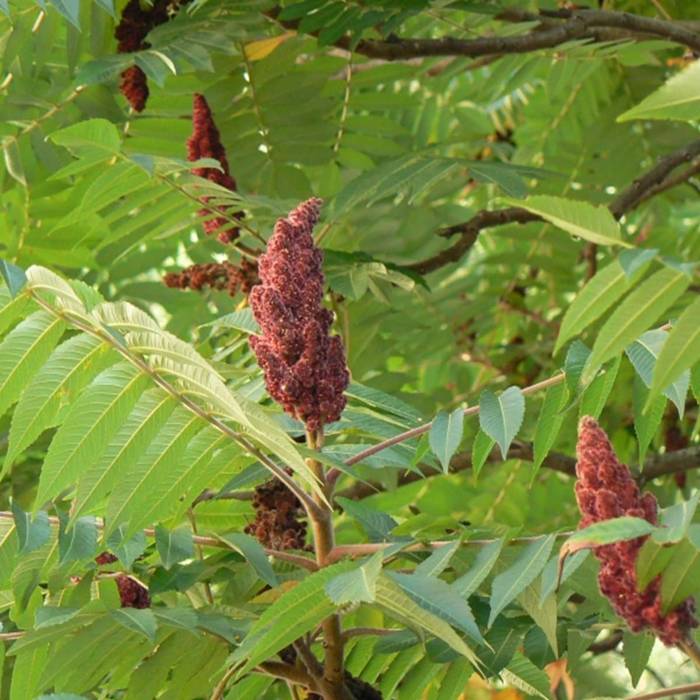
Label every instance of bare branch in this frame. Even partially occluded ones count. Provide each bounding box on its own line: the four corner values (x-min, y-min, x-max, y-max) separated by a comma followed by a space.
270, 7, 700, 60
409, 138, 700, 274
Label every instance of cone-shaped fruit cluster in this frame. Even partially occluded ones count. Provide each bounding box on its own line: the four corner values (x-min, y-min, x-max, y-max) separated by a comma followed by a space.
163, 260, 258, 297
575, 417, 696, 645
187, 93, 243, 243
114, 0, 170, 111
95, 552, 151, 609
249, 198, 349, 431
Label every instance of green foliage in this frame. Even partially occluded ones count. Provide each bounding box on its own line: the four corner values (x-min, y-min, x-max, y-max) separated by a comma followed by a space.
1, 1, 700, 697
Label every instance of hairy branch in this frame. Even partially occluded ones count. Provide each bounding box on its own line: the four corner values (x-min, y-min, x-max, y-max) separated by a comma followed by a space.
410, 138, 700, 274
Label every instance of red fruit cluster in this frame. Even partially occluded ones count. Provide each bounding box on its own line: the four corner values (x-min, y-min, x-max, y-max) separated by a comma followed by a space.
188, 93, 243, 243
575, 417, 697, 645
163, 259, 259, 297
244, 477, 307, 551
95, 552, 151, 609
249, 198, 349, 431
114, 0, 170, 111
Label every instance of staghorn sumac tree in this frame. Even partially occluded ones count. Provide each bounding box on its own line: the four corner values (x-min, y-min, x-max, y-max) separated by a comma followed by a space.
1, 1, 700, 699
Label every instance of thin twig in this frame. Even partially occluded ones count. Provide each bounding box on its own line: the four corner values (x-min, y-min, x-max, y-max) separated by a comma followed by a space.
327, 531, 573, 564
0, 511, 318, 571
326, 372, 564, 488
409, 138, 700, 274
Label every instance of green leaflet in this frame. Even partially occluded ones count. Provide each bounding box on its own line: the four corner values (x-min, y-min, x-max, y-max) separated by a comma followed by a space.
375, 575, 482, 669
453, 538, 504, 599
105, 407, 203, 537
478, 386, 525, 459
429, 407, 464, 472
623, 631, 655, 689
649, 296, 700, 406
387, 572, 483, 643
471, 429, 495, 481
50, 119, 122, 154
0, 292, 32, 337
579, 355, 621, 420
325, 552, 382, 605
500, 194, 624, 246
436, 658, 473, 700
627, 329, 689, 416
5, 335, 117, 472
659, 527, 700, 612
501, 652, 551, 700
532, 382, 568, 476
72, 390, 178, 521
488, 535, 555, 626
0, 310, 66, 428
555, 259, 645, 354
232, 562, 355, 676
582, 267, 689, 384
618, 59, 700, 122
35, 364, 150, 506
633, 376, 665, 465
0, 260, 27, 297
217, 532, 279, 588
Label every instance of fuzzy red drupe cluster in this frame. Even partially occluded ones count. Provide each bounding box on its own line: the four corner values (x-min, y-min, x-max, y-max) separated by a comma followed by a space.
114, 0, 171, 112
163, 259, 259, 297
95, 552, 151, 609
249, 198, 349, 432
187, 93, 243, 243
575, 417, 697, 645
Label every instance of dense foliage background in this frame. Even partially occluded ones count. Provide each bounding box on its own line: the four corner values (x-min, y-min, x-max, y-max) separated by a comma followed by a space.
1, 0, 700, 698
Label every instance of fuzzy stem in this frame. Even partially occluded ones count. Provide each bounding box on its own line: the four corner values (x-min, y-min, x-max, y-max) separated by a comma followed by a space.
306, 428, 347, 700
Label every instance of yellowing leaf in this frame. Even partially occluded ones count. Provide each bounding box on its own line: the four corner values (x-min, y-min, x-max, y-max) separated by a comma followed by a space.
244, 32, 295, 61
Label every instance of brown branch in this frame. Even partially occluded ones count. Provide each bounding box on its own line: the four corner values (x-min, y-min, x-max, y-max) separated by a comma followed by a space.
271, 7, 700, 60
305, 429, 348, 700
587, 629, 623, 654
609, 140, 700, 219
335, 440, 700, 501
408, 209, 540, 274
257, 661, 317, 687
410, 138, 700, 274
625, 682, 700, 700
640, 446, 700, 482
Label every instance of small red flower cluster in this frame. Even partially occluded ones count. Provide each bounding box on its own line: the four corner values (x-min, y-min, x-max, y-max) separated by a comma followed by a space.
244, 477, 307, 551
95, 552, 151, 609
575, 417, 697, 645
114, 0, 170, 112
249, 198, 349, 431
187, 93, 243, 243
163, 260, 259, 297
